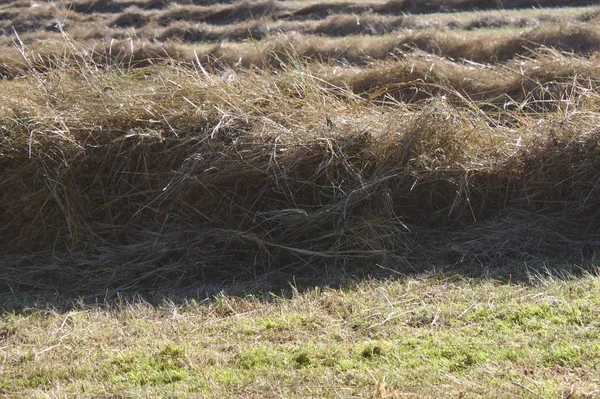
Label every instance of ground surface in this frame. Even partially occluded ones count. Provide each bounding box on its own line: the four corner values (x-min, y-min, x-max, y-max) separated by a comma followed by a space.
3, 273, 600, 398
1, 0, 600, 397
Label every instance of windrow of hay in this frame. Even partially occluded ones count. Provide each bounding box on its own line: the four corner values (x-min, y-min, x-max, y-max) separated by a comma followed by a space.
1, 0, 598, 47
1, 46, 600, 294
327, 48, 600, 107
3, 35, 599, 114
130, 11, 600, 43
208, 24, 600, 67
2, 23, 600, 80
5, 0, 596, 28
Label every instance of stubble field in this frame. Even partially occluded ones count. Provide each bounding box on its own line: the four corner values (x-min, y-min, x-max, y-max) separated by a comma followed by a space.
1, 0, 600, 397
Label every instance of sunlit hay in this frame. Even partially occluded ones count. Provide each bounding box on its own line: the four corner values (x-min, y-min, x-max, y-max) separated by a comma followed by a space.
2, 21, 600, 81
312, 14, 405, 37
375, 0, 594, 14
156, 0, 282, 26
324, 48, 600, 110
1, 42, 600, 294
111, 11, 151, 29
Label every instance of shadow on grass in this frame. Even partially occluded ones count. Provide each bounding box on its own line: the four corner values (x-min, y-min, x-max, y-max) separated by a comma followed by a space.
1, 244, 598, 315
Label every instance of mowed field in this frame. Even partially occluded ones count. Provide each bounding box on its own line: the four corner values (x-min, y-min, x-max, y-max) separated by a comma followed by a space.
2, 0, 600, 397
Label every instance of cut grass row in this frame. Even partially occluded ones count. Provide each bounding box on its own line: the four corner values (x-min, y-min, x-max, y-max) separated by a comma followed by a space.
2, 3, 599, 49
1, 41, 600, 294
2, 22, 600, 80
3, 0, 593, 21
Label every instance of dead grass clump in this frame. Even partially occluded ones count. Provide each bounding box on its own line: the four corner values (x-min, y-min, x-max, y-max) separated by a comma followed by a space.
89, 40, 192, 67
375, 0, 496, 14
375, 0, 593, 14
387, 29, 522, 63
436, 32, 525, 63
328, 49, 600, 109
156, 4, 214, 26
374, 0, 417, 14
2, 21, 600, 79
0, 0, 30, 9
281, 2, 370, 21
313, 14, 405, 37
111, 11, 150, 28
73, 0, 127, 14
156, 0, 281, 26
501, 0, 592, 8
201, 0, 282, 25
177, 0, 237, 4
211, 23, 600, 70
577, 9, 600, 22
157, 23, 203, 42
159, 21, 268, 43
328, 53, 507, 101
435, 210, 598, 268
133, 0, 170, 10
0, 39, 194, 77
397, 24, 600, 63
463, 15, 529, 30
6, 5, 55, 33
0, 10, 19, 22
0, 64, 413, 291
524, 24, 600, 56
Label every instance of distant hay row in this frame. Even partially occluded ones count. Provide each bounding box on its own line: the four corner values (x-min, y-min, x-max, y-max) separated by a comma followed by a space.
2, 23, 600, 81
1, 0, 599, 48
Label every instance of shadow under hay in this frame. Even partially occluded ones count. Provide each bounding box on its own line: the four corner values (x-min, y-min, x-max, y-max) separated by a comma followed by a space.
1, 95, 600, 299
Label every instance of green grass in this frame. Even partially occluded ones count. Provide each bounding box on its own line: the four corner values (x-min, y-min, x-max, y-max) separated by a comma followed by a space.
2, 272, 600, 398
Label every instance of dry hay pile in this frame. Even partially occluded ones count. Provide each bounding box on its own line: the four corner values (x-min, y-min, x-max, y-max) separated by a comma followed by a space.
1, 0, 600, 295
1, 0, 600, 75
1, 39, 600, 295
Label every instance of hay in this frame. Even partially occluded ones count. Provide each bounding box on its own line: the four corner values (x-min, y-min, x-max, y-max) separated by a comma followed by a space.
1, 43, 600, 295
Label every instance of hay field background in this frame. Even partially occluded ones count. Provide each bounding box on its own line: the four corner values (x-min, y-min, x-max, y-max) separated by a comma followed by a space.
1, 0, 600, 294
2, 0, 600, 397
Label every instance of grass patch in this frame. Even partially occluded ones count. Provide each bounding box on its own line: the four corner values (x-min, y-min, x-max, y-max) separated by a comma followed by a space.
2, 274, 600, 397
110, 345, 189, 386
